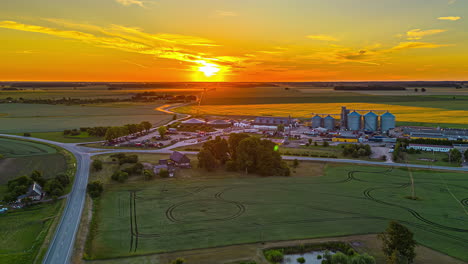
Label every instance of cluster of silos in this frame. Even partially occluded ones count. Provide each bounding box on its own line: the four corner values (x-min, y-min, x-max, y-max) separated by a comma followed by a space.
311, 115, 335, 130
346, 111, 395, 132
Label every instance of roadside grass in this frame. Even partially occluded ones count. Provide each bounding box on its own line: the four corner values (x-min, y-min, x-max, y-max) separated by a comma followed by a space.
85, 155, 468, 261
8, 132, 103, 143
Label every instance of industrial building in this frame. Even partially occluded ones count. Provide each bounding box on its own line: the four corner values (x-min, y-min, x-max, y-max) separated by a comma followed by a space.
311, 106, 396, 132
408, 144, 454, 153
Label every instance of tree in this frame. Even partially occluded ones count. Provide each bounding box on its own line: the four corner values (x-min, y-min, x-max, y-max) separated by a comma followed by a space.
379, 221, 416, 264
158, 126, 167, 139
202, 136, 229, 164
45, 179, 65, 198
23, 132, 31, 137
323, 141, 330, 147
308, 138, 313, 145
197, 149, 218, 171
264, 250, 284, 263
297, 257, 306, 263
414, 88, 418, 92
421, 88, 426, 92
228, 133, 250, 160
31, 170, 46, 186
464, 149, 468, 161
314, 141, 318, 146
449, 148, 462, 164
111, 171, 129, 183
143, 169, 154, 180
92, 160, 103, 171
141, 121, 152, 132
55, 173, 70, 187
87, 181, 104, 198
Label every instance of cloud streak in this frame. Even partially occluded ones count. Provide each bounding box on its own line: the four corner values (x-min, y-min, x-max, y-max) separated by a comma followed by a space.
437, 16, 461, 21
306, 34, 339, 42
406, 29, 446, 40
115, 0, 145, 7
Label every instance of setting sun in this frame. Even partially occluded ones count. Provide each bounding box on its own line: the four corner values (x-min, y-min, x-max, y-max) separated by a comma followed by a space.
198, 62, 220, 77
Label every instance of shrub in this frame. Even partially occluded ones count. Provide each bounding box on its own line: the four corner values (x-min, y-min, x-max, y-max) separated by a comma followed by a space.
265, 249, 284, 263
92, 160, 103, 171
159, 169, 170, 178
87, 181, 104, 198
111, 171, 129, 183
226, 160, 237, 171
23, 132, 31, 137
297, 257, 306, 263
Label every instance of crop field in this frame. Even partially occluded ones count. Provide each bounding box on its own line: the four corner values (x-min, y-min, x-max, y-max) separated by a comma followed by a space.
0, 201, 64, 264
87, 159, 468, 261
0, 137, 67, 183
0, 103, 172, 133
175, 102, 468, 126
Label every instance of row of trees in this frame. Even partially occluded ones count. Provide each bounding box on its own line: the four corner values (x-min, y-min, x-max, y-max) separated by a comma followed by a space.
104, 121, 152, 141
198, 134, 290, 176
342, 144, 372, 158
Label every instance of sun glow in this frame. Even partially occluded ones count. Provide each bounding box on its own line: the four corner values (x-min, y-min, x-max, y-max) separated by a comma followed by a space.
197, 61, 220, 77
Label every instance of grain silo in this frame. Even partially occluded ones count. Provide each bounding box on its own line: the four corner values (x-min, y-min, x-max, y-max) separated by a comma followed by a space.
381, 112, 396, 132
364, 112, 378, 131
311, 115, 322, 128
323, 115, 335, 130
347, 111, 362, 131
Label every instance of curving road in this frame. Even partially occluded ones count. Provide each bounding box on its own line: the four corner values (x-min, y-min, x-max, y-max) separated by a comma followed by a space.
1, 133, 467, 264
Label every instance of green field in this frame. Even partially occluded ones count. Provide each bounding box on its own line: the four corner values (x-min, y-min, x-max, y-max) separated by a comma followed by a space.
86, 154, 468, 261
0, 201, 64, 264
0, 137, 67, 184
0, 103, 171, 133
405, 151, 459, 168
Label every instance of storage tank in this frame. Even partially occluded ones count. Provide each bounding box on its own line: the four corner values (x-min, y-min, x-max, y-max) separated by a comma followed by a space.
347, 111, 361, 131
364, 112, 378, 131
311, 115, 322, 128
381, 112, 396, 132
323, 115, 335, 130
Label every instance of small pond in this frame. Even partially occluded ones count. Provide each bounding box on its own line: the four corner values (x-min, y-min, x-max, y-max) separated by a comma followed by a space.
282, 250, 336, 264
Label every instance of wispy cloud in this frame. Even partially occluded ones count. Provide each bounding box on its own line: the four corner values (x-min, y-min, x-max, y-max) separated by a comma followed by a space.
306, 34, 339, 42
115, 0, 145, 7
0, 20, 242, 73
437, 16, 461, 21
406, 29, 446, 40
448, 0, 457, 5
215, 10, 238, 17
389, 41, 452, 51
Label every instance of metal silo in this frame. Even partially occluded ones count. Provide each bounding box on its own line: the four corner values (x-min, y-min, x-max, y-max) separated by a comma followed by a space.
364, 112, 378, 131
381, 112, 396, 132
311, 115, 322, 128
323, 115, 335, 130
347, 111, 361, 131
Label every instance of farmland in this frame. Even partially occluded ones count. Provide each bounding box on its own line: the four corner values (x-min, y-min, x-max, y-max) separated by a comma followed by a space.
85, 153, 468, 262
0, 103, 172, 133
174, 102, 468, 127
0, 138, 72, 264
0, 137, 68, 183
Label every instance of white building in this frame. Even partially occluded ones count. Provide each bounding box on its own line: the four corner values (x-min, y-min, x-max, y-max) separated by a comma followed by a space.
408, 144, 454, 153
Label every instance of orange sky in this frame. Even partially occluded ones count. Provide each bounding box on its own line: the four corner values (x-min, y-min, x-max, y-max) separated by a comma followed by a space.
0, 0, 467, 81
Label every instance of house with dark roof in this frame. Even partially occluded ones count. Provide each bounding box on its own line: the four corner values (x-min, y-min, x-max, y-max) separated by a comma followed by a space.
170, 151, 191, 168
17, 182, 45, 202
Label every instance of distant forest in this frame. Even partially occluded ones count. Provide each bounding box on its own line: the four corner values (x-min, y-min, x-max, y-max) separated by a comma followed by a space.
334, 86, 406, 91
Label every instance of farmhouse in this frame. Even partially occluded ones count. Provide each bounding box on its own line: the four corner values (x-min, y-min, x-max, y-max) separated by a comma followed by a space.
16, 182, 45, 202
408, 144, 454, 153
170, 151, 191, 168
207, 119, 231, 128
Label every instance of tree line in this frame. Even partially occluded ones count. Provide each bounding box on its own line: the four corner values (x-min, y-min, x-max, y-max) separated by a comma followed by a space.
197, 133, 290, 176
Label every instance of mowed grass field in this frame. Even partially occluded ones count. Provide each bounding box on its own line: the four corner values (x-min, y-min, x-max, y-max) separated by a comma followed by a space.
175, 102, 468, 126
0, 201, 64, 264
0, 137, 67, 184
87, 154, 468, 261
0, 103, 172, 133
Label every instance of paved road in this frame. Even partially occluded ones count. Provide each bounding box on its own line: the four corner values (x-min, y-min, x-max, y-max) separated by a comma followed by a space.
1, 133, 467, 264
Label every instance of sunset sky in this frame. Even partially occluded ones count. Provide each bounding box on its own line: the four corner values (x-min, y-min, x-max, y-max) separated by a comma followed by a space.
1, 0, 467, 81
